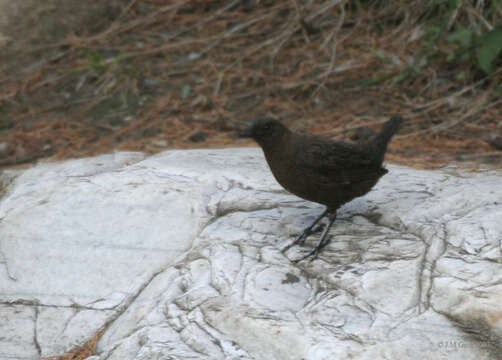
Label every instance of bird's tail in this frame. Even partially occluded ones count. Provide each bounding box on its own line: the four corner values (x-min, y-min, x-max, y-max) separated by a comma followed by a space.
372, 115, 404, 163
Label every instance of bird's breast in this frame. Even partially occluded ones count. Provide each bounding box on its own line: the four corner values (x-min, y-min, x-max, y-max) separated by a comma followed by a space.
262, 145, 313, 199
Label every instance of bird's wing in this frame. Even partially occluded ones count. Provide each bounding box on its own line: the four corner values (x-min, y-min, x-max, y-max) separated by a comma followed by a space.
295, 140, 383, 186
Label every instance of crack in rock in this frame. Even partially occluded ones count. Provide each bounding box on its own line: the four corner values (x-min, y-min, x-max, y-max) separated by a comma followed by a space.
416, 223, 448, 313
33, 305, 41, 356
0, 244, 16, 281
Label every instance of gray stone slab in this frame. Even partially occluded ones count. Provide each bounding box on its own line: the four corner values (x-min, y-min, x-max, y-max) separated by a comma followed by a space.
0, 148, 501, 359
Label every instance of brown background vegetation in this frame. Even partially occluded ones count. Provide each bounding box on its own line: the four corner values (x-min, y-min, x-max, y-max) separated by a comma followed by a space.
1, 0, 501, 172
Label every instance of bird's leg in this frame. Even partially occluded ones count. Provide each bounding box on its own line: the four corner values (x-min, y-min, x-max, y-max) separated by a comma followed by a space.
293, 210, 337, 262
281, 208, 328, 253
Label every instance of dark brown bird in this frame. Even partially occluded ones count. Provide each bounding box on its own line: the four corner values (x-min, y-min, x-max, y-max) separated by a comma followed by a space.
240, 115, 403, 261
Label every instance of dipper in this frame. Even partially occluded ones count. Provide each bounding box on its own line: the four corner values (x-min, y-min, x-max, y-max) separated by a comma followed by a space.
240, 115, 403, 261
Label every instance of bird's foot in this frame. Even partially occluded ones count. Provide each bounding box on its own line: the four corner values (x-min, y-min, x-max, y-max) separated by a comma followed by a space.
292, 238, 331, 263
291, 248, 320, 263
281, 224, 324, 253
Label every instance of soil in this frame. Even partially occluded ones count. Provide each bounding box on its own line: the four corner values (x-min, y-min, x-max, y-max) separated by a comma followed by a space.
1, 0, 501, 172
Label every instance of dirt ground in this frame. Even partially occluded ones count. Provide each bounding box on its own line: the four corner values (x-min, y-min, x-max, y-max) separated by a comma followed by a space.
1, 0, 501, 173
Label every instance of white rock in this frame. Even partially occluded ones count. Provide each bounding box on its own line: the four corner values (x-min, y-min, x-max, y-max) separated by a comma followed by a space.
0, 148, 501, 359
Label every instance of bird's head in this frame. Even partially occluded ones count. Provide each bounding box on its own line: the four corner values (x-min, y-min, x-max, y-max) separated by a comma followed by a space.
239, 117, 290, 147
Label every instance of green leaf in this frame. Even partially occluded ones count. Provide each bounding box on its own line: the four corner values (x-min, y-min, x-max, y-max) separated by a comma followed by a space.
181, 84, 192, 99
460, 53, 470, 62
446, 52, 456, 62
496, 83, 502, 96
457, 71, 466, 80
391, 71, 410, 85
476, 28, 502, 74
354, 73, 395, 87
447, 28, 473, 48
426, 25, 442, 40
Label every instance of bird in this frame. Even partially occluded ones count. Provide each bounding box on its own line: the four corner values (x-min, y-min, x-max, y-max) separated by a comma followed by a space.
239, 115, 403, 261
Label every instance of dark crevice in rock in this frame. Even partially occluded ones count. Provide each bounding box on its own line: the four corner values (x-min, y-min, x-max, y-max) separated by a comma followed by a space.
0, 300, 118, 312
33, 306, 41, 356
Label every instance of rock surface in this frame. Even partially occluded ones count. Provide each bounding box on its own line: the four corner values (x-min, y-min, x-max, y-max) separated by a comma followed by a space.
0, 148, 501, 360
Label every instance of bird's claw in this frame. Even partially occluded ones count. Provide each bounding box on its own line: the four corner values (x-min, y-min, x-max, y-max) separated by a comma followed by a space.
281, 224, 325, 253
291, 237, 331, 262
291, 245, 323, 262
